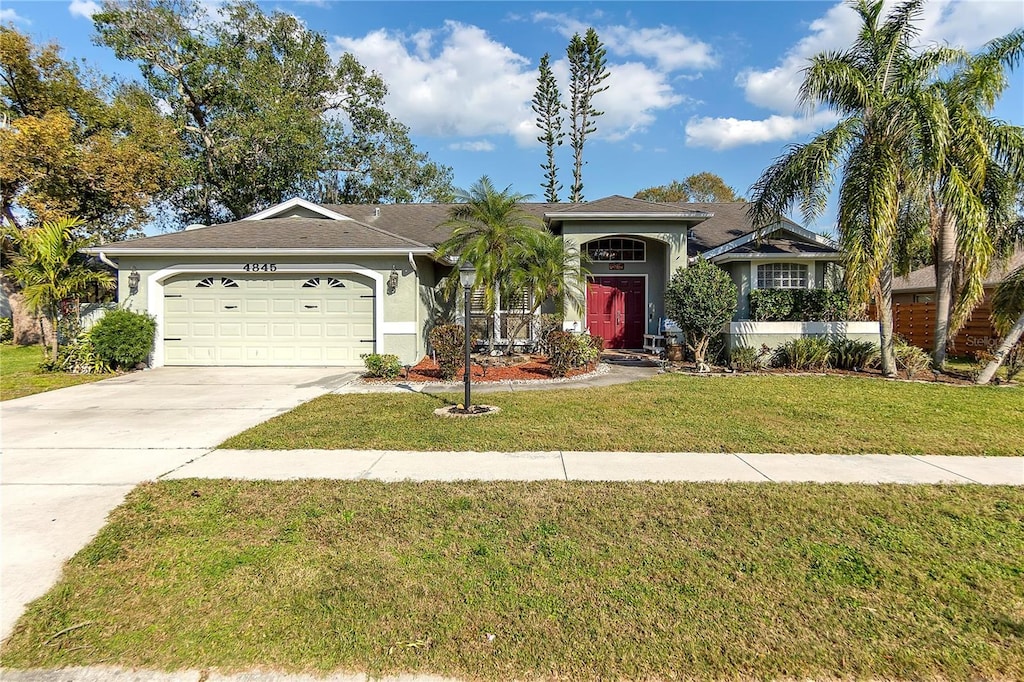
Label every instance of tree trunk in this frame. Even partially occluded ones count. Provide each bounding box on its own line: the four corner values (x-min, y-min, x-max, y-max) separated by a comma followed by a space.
877, 262, 898, 377
932, 214, 957, 369
2, 274, 51, 346
975, 312, 1024, 385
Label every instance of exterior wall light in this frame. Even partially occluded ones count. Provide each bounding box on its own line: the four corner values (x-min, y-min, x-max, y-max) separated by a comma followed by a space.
387, 268, 399, 295
128, 268, 141, 295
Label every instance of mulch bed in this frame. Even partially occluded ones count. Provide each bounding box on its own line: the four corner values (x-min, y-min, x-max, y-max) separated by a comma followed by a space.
664, 361, 982, 385
372, 355, 598, 383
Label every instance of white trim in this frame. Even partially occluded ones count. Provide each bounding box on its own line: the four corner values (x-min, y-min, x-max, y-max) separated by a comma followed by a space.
728, 320, 879, 336
146, 263, 384, 368
700, 224, 837, 260
243, 197, 352, 222
713, 252, 839, 264
751, 261, 813, 290
546, 211, 711, 221
381, 321, 416, 335
86, 247, 434, 257
585, 273, 649, 348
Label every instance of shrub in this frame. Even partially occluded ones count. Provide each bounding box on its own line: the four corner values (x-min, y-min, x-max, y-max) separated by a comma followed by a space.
750, 289, 794, 321
534, 314, 564, 355
58, 331, 111, 374
773, 337, 831, 370
89, 308, 156, 369
361, 353, 402, 380
0, 317, 12, 344
751, 288, 850, 321
429, 324, 466, 381
729, 345, 765, 372
547, 331, 600, 377
664, 259, 737, 369
829, 338, 879, 371
894, 341, 931, 379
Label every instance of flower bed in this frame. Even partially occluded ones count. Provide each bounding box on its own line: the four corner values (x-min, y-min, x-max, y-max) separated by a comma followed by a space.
371, 355, 599, 383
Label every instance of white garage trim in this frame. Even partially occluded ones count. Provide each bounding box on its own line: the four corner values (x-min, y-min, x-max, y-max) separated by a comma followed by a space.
147, 263, 384, 368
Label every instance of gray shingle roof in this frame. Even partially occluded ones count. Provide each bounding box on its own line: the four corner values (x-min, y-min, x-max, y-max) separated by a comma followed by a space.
545, 195, 712, 215
892, 250, 1024, 292
99, 216, 427, 251
727, 237, 838, 256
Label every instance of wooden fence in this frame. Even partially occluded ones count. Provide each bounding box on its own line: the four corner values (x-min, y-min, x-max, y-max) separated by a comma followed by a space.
872, 301, 999, 355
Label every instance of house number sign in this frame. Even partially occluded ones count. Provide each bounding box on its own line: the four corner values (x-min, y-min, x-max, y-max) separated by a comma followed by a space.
242, 263, 278, 272
608, 262, 625, 271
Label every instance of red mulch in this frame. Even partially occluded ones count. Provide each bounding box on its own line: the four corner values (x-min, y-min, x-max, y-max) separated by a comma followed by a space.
373, 355, 597, 383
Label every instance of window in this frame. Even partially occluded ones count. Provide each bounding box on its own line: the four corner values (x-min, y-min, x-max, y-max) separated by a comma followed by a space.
585, 238, 645, 262
221, 277, 238, 288
302, 278, 320, 288
757, 263, 808, 289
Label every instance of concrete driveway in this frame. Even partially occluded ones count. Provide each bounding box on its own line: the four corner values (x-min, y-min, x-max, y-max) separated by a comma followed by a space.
0, 366, 358, 641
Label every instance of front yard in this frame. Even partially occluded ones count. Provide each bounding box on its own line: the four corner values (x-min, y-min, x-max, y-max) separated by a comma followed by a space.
2, 481, 1021, 679
223, 374, 1023, 455
0, 344, 109, 401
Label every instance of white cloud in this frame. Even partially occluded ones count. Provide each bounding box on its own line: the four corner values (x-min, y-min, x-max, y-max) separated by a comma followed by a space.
532, 11, 716, 71
739, 0, 1024, 114
685, 110, 840, 150
0, 8, 30, 24
68, 0, 101, 20
331, 21, 683, 145
448, 140, 495, 152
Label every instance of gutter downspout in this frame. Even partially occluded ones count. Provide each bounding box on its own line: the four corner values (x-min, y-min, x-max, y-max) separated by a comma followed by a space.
97, 251, 117, 269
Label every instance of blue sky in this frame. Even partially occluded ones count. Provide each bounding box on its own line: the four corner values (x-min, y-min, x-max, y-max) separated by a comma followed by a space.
3, 0, 1023, 235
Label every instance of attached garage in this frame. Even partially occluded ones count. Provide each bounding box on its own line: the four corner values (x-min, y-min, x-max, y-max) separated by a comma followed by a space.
162, 273, 375, 366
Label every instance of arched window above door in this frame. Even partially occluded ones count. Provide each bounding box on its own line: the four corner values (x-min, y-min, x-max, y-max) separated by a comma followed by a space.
585, 238, 646, 262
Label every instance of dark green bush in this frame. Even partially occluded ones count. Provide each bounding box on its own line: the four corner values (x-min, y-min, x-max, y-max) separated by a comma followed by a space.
89, 308, 156, 369
547, 331, 600, 377
361, 353, 402, 380
829, 338, 879, 371
429, 324, 466, 381
664, 259, 737, 368
750, 289, 794, 321
750, 288, 850, 321
772, 337, 831, 370
0, 317, 12, 344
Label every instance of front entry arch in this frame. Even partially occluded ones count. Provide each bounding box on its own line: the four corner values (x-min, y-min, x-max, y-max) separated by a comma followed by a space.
586, 276, 645, 348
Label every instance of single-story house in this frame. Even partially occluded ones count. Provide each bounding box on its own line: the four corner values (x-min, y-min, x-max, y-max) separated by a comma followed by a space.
87, 195, 876, 367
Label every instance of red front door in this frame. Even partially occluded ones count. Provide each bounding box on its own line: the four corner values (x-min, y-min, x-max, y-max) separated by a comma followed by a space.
586, 277, 645, 348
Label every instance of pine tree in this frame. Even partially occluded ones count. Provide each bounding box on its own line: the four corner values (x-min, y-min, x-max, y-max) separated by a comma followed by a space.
532, 53, 564, 203
566, 28, 609, 203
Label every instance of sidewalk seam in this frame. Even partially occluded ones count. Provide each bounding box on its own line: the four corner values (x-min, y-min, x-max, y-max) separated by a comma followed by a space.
356, 452, 386, 480
733, 454, 774, 482
907, 455, 979, 483
559, 451, 568, 481
156, 449, 216, 480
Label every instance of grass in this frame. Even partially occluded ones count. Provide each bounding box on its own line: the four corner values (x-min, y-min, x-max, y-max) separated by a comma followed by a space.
2, 480, 1021, 680
0, 344, 109, 401
223, 374, 1024, 455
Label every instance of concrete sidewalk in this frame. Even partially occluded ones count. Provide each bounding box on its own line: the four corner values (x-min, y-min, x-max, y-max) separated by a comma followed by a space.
162, 449, 1024, 485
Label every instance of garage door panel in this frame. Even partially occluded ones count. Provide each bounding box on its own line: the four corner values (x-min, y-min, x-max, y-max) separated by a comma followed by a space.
164, 273, 376, 366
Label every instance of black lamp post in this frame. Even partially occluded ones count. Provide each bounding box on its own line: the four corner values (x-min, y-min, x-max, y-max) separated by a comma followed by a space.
458, 261, 476, 411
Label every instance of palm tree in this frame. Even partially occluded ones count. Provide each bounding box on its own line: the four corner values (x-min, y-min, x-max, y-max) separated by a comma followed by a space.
976, 263, 1024, 385
926, 29, 1024, 369
5, 217, 114, 360
503, 231, 588, 346
434, 176, 543, 352
748, 0, 959, 376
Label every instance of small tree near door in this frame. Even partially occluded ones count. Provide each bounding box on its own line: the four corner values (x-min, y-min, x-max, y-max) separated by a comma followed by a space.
664, 259, 737, 371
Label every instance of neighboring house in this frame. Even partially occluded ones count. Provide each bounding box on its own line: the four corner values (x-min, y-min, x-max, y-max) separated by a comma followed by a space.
87, 195, 872, 367
890, 250, 1024, 353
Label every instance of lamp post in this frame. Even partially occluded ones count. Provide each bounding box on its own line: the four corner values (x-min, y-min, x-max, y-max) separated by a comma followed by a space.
458, 262, 476, 412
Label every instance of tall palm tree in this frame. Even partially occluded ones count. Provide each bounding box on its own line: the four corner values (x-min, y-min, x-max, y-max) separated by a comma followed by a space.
5, 217, 114, 360
434, 176, 542, 352
976, 263, 1024, 385
925, 29, 1024, 368
748, 0, 959, 376
503, 231, 588, 346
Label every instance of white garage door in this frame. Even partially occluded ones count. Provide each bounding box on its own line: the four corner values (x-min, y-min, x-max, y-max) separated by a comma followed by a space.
163, 274, 375, 366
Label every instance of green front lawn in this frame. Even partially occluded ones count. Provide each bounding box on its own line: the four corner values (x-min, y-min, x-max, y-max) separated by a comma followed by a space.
3, 481, 1021, 680
223, 374, 1023, 455
0, 344, 109, 401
